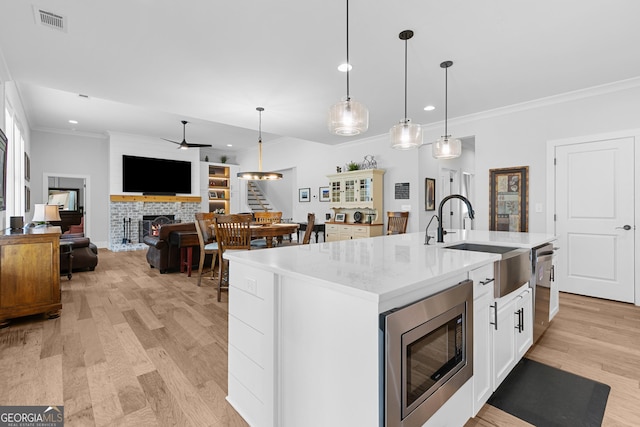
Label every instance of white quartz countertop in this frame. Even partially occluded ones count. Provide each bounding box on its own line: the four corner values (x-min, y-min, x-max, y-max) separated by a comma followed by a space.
226, 230, 556, 303
435, 229, 556, 248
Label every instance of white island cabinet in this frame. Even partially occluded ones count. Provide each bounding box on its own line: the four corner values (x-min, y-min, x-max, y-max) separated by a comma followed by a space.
225, 230, 556, 427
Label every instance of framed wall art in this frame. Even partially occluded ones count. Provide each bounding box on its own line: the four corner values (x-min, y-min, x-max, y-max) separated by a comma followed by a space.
425, 178, 436, 211
489, 166, 529, 232
299, 187, 310, 202
24, 153, 30, 182
0, 129, 6, 211
319, 186, 330, 202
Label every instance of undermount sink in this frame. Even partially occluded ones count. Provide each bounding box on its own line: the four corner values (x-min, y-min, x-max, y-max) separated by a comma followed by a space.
445, 243, 531, 298
445, 243, 519, 255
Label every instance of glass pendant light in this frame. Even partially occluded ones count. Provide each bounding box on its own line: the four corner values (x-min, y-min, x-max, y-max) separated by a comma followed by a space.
391, 30, 422, 150
328, 0, 369, 136
432, 60, 462, 159
237, 107, 283, 180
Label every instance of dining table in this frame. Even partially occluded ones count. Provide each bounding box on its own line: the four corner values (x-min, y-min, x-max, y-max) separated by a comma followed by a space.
210, 222, 300, 249
249, 223, 299, 248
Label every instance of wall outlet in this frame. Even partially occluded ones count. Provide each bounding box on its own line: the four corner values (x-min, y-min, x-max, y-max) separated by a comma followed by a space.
246, 278, 257, 295
535, 203, 543, 213
401, 205, 411, 211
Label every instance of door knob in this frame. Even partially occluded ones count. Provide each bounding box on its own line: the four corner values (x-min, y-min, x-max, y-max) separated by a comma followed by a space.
616, 225, 632, 230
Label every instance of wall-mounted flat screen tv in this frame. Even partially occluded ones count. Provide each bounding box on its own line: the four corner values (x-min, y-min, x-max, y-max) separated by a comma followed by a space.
122, 155, 192, 195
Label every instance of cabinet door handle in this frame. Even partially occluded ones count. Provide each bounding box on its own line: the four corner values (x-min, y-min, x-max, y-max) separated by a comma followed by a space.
550, 264, 555, 282
489, 302, 498, 330
514, 308, 524, 333
479, 278, 494, 286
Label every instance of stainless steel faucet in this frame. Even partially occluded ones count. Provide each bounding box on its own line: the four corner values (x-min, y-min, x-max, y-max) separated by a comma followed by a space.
437, 194, 475, 243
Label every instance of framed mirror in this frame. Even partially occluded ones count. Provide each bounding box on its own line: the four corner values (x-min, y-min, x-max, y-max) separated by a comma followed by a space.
48, 188, 79, 211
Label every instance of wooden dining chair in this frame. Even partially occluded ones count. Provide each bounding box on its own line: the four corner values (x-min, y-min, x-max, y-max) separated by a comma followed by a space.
212, 213, 253, 302
194, 212, 219, 287
387, 211, 409, 235
295, 213, 316, 244
254, 211, 282, 224
252, 211, 283, 247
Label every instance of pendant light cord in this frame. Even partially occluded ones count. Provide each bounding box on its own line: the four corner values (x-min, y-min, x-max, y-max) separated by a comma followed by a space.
444, 65, 448, 137
403, 36, 408, 120
257, 107, 263, 172
345, 0, 350, 101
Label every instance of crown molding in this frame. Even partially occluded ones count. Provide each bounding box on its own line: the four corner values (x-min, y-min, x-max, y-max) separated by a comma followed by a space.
32, 126, 109, 139
421, 76, 640, 132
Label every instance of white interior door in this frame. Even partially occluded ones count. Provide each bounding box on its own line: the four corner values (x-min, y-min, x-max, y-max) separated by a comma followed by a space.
555, 137, 635, 302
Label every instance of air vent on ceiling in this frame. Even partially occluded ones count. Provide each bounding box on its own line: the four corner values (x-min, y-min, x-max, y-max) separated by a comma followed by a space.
33, 6, 67, 32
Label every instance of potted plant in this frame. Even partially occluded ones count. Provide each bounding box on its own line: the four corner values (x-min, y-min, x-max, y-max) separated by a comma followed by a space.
347, 161, 360, 171
220, 155, 228, 164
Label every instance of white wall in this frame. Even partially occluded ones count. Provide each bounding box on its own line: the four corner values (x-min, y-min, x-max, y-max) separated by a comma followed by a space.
31, 130, 109, 245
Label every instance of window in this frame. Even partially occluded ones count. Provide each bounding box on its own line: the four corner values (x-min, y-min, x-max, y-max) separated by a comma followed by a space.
4, 102, 26, 227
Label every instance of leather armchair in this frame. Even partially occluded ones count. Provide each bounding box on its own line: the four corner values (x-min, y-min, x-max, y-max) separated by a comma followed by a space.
143, 222, 200, 273
60, 234, 98, 273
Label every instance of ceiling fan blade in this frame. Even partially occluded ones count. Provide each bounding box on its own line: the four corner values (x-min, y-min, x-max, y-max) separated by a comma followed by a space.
164, 121, 211, 148
185, 143, 213, 148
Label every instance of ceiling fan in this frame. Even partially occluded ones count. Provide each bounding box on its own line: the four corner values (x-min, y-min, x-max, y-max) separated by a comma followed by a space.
163, 120, 212, 149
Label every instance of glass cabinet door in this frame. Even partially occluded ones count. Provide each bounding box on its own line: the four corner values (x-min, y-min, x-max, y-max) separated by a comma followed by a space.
344, 179, 356, 203
358, 178, 373, 202
330, 180, 341, 203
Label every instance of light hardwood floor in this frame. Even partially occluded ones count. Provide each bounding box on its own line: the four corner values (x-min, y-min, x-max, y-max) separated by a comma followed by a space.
0, 249, 638, 426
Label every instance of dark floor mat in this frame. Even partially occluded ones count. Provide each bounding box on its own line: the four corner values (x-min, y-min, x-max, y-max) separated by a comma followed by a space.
487, 358, 610, 427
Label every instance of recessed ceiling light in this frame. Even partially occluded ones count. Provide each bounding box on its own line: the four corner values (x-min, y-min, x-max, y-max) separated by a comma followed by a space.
337, 63, 352, 72
226, 144, 233, 147
424, 105, 435, 111
68, 119, 78, 124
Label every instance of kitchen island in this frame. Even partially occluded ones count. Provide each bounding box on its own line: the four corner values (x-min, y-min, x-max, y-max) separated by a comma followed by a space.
225, 230, 556, 427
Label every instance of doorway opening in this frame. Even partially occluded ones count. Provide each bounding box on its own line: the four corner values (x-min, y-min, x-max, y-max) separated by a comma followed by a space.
43, 173, 90, 236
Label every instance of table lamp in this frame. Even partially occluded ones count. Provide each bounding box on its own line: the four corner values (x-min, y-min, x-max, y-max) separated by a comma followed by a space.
31, 203, 61, 227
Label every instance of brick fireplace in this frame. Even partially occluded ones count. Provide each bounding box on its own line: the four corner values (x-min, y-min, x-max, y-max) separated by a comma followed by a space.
109, 196, 200, 251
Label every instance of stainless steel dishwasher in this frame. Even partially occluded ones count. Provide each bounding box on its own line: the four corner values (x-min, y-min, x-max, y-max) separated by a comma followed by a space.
531, 243, 554, 343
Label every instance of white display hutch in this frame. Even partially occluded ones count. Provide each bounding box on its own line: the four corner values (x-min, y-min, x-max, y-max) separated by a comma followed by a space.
325, 168, 385, 242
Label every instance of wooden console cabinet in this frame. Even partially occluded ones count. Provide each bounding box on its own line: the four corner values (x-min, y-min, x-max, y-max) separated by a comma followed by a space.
0, 227, 62, 327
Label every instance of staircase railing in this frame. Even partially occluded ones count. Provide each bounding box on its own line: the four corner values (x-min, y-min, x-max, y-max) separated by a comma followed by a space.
248, 182, 270, 212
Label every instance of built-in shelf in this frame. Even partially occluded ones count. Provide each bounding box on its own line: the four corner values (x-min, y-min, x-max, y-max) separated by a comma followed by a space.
208, 165, 231, 213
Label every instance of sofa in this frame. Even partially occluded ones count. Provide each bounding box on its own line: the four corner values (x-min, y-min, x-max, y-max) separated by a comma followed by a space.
60, 234, 99, 274
143, 222, 200, 273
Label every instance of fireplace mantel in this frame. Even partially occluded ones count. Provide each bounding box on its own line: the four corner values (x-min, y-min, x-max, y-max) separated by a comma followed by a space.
110, 195, 201, 203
